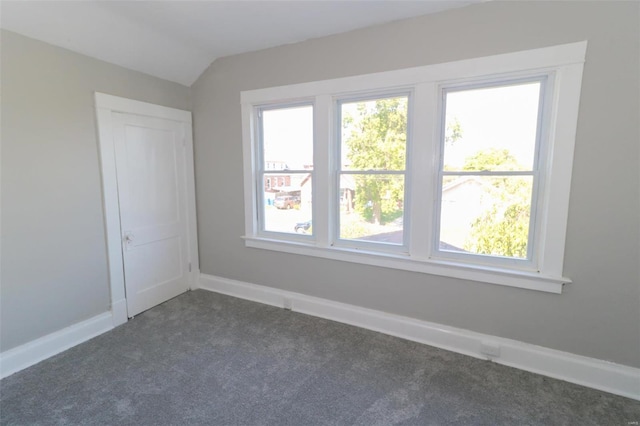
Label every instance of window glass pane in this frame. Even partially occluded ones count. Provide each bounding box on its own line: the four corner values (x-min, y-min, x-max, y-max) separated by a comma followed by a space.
443, 82, 541, 172
262, 105, 313, 170
263, 173, 312, 234
439, 176, 533, 259
341, 96, 408, 171
340, 174, 404, 244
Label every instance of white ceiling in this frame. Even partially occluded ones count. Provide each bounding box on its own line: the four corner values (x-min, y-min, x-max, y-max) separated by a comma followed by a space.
1, 1, 479, 86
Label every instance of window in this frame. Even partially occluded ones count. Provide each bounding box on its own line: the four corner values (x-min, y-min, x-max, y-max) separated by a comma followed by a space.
241, 42, 587, 293
338, 95, 409, 248
258, 104, 313, 235
435, 79, 544, 266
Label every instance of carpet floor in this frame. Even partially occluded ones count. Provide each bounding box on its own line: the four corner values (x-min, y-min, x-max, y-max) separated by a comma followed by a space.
1, 290, 639, 425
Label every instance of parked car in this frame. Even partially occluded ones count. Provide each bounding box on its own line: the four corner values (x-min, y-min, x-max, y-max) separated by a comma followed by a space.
294, 220, 311, 233
274, 195, 300, 209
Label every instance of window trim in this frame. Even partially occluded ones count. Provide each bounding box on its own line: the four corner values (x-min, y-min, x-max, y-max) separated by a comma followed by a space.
241, 42, 587, 294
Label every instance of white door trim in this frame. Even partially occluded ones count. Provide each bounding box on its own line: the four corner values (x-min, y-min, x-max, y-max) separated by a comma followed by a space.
94, 93, 199, 325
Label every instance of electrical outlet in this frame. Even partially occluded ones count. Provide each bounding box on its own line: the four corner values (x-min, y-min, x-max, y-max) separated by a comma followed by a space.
480, 341, 501, 358
283, 298, 293, 311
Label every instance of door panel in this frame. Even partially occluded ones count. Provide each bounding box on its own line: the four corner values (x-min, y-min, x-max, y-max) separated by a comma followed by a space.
124, 237, 184, 316
113, 113, 189, 317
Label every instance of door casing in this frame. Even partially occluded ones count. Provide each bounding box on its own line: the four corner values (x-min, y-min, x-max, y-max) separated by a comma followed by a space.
95, 93, 199, 326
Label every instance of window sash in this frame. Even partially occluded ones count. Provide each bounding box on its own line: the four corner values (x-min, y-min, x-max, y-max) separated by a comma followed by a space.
433, 172, 538, 267
337, 92, 411, 173
335, 171, 408, 251
432, 77, 548, 269
334, 93, 411, 251
256, 102, 315, 239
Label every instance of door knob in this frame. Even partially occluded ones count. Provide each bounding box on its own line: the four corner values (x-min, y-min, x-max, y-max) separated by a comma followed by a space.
124, 233, 135, 246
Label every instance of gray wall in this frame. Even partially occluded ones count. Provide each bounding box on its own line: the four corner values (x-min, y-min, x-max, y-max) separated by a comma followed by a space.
0, 30, 191, 351
192, 1, 640, 368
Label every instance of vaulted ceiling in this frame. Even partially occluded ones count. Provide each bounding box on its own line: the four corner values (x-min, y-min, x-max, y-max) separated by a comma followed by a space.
0, 1, 479, 86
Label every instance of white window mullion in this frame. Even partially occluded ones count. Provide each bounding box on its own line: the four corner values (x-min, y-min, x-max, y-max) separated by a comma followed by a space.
241, 103, 258, 237
409, 82, 438, 260
313, 95, 332, 248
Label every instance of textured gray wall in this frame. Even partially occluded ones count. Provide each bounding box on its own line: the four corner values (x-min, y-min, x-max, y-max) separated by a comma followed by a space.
0, 30, 191, 351
192, 1, 640, 367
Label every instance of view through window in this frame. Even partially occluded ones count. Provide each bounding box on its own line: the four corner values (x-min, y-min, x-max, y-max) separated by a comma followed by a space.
339, 95, 408, 246
260, 104, 313, 235
438, 81, 542, 260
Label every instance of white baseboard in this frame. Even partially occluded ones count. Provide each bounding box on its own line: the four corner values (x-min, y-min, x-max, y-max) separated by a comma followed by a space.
111, 299, 128, 327
199, 273, 640, 401
0, 311, 115, 379
190, 268, 202, 291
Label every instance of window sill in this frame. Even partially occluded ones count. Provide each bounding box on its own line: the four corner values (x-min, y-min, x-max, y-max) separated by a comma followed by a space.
243, 236, 569, 294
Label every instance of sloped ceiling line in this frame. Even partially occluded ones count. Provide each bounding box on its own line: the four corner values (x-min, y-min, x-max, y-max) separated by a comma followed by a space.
0, 1, 478, 86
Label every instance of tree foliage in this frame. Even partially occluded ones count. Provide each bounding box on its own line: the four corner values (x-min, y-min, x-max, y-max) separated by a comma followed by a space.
466, 193, 531, 258
344, 98, 407, 224
461, 149, 532, 258
445, 117, 463, 146
462, 148, 522, 172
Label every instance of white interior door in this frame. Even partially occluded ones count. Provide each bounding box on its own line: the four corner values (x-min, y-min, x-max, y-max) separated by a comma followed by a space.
113, 113, 190, 317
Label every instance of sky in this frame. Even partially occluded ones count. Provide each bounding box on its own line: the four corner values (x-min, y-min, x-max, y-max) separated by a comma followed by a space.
443, 81, 541, 170
262, 105, 313, 169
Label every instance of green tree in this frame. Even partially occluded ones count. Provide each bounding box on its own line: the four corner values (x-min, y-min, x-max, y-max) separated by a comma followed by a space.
468, 201, 531, 258
442, 117, 464, 186
461, 149, 532, 258
445, 117, 463, 146
344, 98, 407, 225
462, 148, 522, 172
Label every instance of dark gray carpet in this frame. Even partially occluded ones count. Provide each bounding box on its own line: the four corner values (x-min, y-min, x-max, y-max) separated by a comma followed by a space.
1, 290, 638, 425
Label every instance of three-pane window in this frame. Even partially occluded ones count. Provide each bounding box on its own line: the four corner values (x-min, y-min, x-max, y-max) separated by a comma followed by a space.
257, 84, 545, 262
242, 43, 586, 292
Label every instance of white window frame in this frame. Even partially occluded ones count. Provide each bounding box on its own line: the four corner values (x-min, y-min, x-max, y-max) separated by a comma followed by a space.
431, 75, 550, 270
255, 101, 315, 240
241, 42, 587, 294
334, 90, 413, 254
